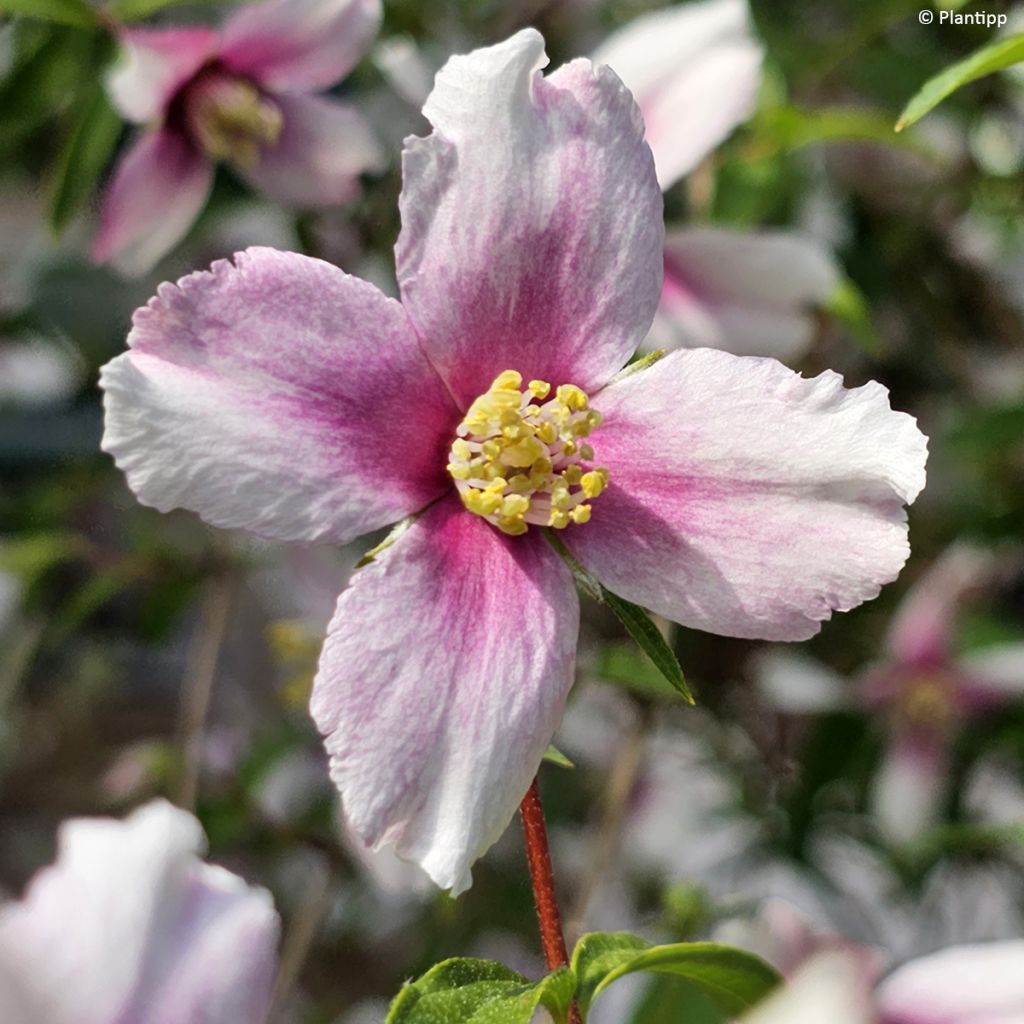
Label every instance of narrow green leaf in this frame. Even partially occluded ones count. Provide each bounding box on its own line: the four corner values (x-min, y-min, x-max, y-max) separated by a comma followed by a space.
571, 933, 781, 1019
107, 0, 235, 19
542, 744, 575, 769
0, 0, 96, 26
356, 515, 416, 567
825, 277, 884, 357
546, 534, 694, 704
597, 643, 682, 701
897, 33, 1024, 131
756, 105, 934, 156
386, 958, 575, 1024
601, 590, 694, 705
48, 84, 122, 235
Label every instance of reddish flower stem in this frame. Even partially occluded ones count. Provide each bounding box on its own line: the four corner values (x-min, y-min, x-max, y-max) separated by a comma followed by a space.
519, 777, 582, 1024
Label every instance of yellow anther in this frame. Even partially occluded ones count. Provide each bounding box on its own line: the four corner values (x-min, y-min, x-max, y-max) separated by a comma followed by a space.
556, 384, 588, 410
447, 369, 608, 536
493, 370, 523, 391
580, 470, 607, 499
549, 509, 571, 529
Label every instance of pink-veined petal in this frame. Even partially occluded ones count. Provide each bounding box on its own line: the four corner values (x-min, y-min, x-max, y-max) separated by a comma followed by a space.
396, 29, 663, 408
886, 543, 994, 668
566, 348, 928, 641
100, 247, 457, 544
0, 801, 279, 1024
593, 0, 763, 190
877, 941, 1024, 1024
105, 27, 218, 124
242, 93, 384, 208
311, 494, 579, 894
221, 0, 381, 93
654, 228, 839, 360
92, 129, 213, 275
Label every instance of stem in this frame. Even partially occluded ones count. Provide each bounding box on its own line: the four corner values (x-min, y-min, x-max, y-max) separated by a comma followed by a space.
519, 777, 582, 1024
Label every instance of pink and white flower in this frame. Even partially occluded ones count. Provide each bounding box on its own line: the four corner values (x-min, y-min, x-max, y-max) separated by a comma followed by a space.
100, 30, 927, 893
595, 0, 840, 359
95, 0, 384, 273
0, 800, 279, 1023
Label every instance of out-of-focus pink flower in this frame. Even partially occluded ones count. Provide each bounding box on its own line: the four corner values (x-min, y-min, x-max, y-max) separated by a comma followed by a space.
95, 0, 384, 273
100, 30, 927, 894
745, 953, 875, 1024
0, 800, 279, 1024
876, 941, 1024, 1024
595, 0, 839, 360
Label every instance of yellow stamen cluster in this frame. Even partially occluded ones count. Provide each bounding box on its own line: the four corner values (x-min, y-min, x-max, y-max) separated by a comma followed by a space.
447, 370, 609, 535
189, 76, 282, 168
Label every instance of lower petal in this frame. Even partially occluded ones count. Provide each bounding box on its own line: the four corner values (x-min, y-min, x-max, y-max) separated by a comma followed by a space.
243, 93, 384, 208
566, 348, 927, 641
92, 130, 213, 275
654, 229, 839, 361
311, 494, 579, 894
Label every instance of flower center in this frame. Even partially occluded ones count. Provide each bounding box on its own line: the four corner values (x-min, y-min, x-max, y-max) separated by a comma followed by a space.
186, 74, 282, 168
447, 370, 609, 536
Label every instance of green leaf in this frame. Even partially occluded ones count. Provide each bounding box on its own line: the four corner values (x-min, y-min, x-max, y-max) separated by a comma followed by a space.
629, 977, 726, 1024
48, 83, 122, 235
601, 590, 694, 705
897, 33, 1024, 131
547, 535, 694, 704
571, 933, 781, 1019
596, 643, 683, 701
107, 0, 234, 19
386, 959, 575, 1024
825, 277, 884, 357
0, 0, 96, 26
356, 515, 416, 567
756, 105, 934, 156
542, 744, 575, 769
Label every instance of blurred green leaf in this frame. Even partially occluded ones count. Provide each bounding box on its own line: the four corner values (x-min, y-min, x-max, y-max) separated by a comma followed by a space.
572, 933, 780, 1018
0, 0, 96, 26
602, 591, 695, 705
757, 104, 933, 155
826, 277, 885, 356
107, 0, 233, 18
386, 959, 575, 1024
897, 33, 1024, 131
0, 531, 87, 584
629, 977, 726, 1024
48, 83, 121, 235
596, 643, 683, 701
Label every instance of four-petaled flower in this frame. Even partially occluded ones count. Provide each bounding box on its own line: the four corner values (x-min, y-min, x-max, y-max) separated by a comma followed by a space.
100, 30, 927, 893
94, 0, 384, 273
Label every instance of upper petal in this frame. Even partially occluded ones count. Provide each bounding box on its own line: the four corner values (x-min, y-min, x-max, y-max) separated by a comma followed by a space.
311, 493, 579, 894
395, 29, 664, 409
92, 129, 213, 275
877, 941, 1024, 1024
101, 247, 457, 544
105, 27, 218, 124
565, 349, 928, 641
221, 0, 381, 93
655, 228, 839, 360
242, 94, 384, 208
593, 0, 763, 190
0, 801, 279, 1024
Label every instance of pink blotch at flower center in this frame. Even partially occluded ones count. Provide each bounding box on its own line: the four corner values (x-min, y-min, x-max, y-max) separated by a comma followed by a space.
185, 72, 282, 168
446, 369, 610, 537
898, 672, 957, 732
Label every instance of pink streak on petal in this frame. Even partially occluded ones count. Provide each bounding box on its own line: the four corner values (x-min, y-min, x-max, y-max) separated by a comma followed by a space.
655, 228, 839, 360
100, 247, 457, 544
311, 493, 579, 895
565, 348, 927, 641
593, 0, 763, 190
877, 941, 1024, 1024
0, 801, 278, 1024
105, 26, 219, 124
92, 129, 213, 276
221, 0, 381, 93
242, 93, 384, 208
396, 29, 663, 408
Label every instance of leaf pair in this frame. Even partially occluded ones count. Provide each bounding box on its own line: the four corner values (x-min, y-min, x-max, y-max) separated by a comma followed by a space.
386, 933, 781, 1024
